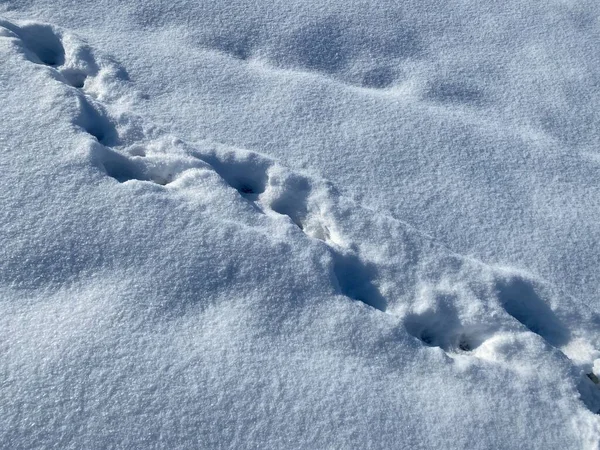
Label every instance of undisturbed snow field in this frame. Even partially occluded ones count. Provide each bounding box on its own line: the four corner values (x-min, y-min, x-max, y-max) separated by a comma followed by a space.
1, 1, 600, 448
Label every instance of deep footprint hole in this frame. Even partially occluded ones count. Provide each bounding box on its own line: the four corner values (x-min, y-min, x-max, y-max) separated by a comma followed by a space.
578, 373, 600, 414
15, 23, 65, 66
495, 276, 571, 348
196, 152, 270, 199
61, 69, 87, 88
405, 319, 445, 349
236, 180, 261, 196
403, 299, 484, 353
418, 329, 436, 346
269, 175, 311, 230
75, 97, 119, 146
93, 145, 149, 183
331, 251, 387, 312
406, 322, 476, 352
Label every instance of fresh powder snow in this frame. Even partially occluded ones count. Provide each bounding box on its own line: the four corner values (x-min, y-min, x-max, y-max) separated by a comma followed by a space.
1, 1, 600, 448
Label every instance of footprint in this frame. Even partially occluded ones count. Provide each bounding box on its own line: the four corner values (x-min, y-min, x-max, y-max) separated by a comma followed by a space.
266, 171, 311, 229
74, 96, 119, 146
57, 42, 102, 89
268, 180, 385, 310
93, 145, 147, 183
55, 45, 98, 89
253, 165, 385, 310
495, 275, 571, 348
331, 250, 387, 312
192, 148, 271, 199
578, 372, 600, 414
1, 19, 101, 90
0, 21, 65, 66
60, 69, 87, 88
404, 295, 487, 352
494, 275, 600, 413
93, 143, 208, 185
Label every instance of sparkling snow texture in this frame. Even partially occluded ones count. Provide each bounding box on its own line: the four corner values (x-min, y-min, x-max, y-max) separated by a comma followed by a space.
1, 2, 600, 448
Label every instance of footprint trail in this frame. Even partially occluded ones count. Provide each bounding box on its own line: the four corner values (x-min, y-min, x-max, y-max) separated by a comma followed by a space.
2, 17, 600, 418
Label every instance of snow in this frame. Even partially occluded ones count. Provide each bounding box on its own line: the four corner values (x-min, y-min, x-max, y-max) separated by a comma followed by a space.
1, 1, 600, 448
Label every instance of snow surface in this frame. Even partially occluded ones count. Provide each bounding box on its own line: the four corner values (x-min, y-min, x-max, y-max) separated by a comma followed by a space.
1, 1, 600, 448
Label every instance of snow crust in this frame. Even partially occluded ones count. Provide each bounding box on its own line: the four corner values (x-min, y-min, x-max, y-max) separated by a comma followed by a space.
1, 2, 600, 448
